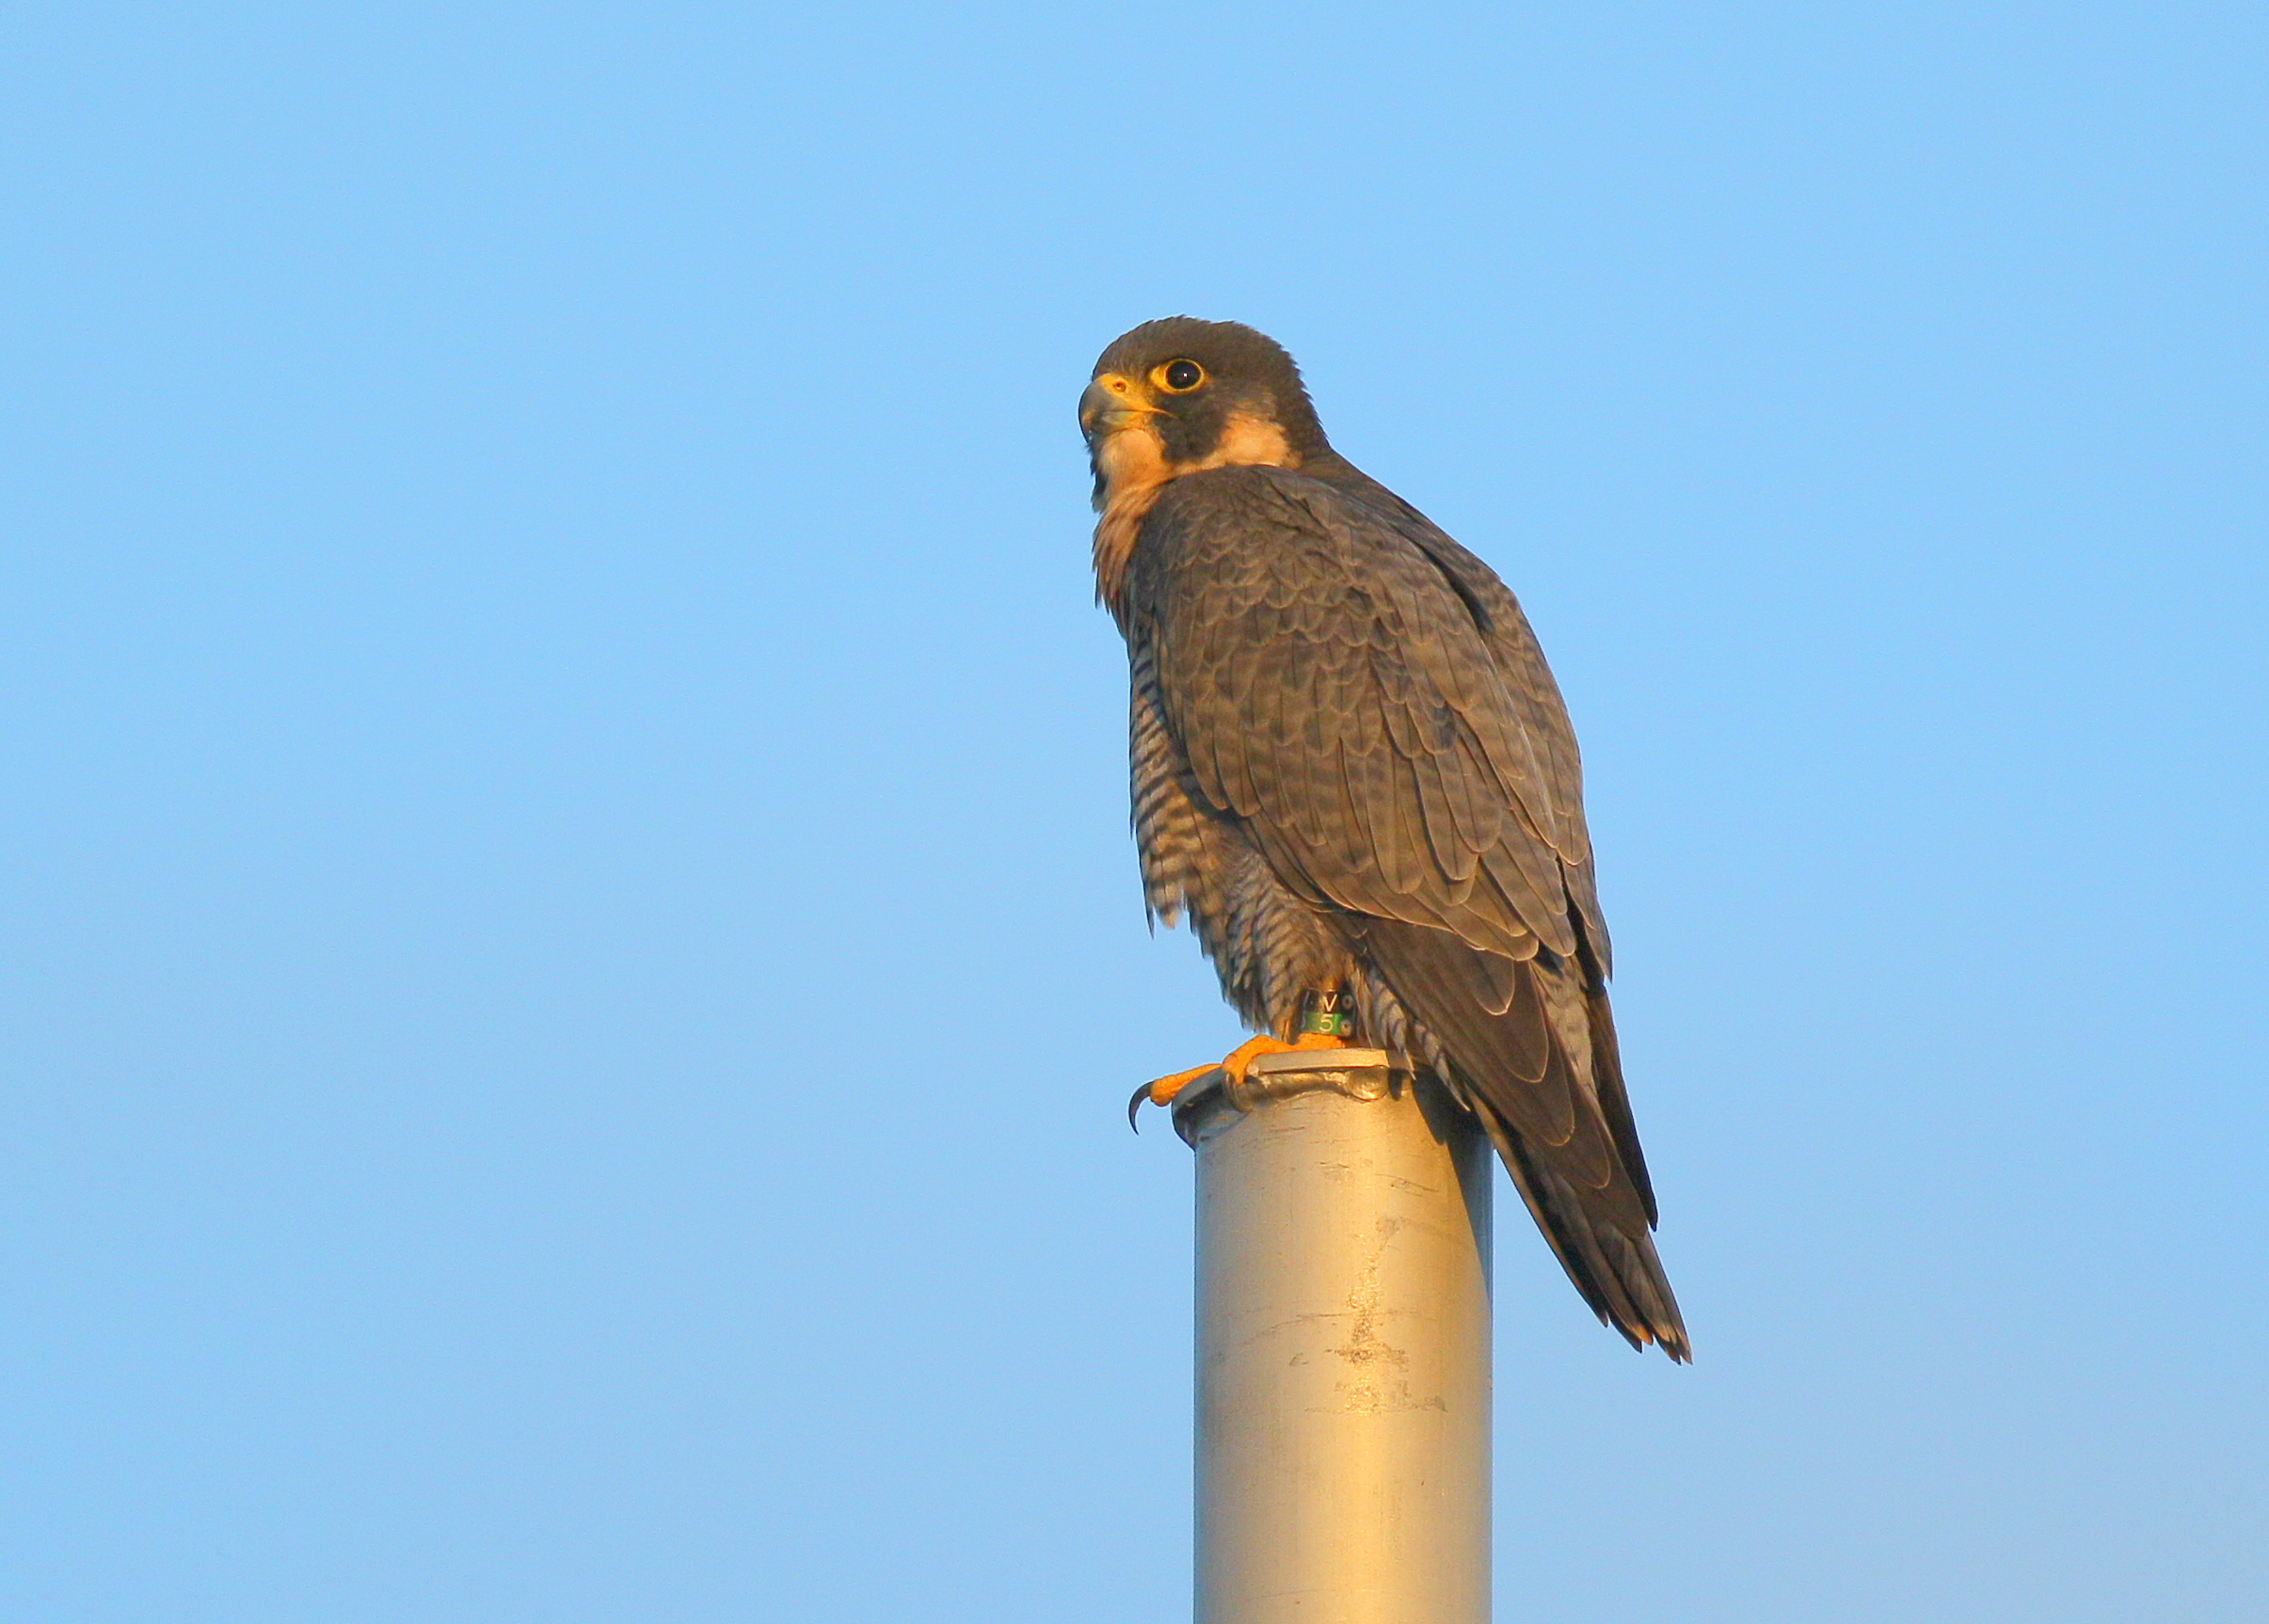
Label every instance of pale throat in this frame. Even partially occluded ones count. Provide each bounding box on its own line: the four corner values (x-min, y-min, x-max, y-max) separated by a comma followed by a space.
1091, 411, 1301, 610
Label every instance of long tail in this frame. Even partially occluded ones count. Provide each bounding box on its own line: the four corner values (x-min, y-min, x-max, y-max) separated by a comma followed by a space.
1360, 917, 1690, 1361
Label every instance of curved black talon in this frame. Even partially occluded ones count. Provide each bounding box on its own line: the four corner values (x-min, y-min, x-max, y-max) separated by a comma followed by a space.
1126, 1080, 1154, 1133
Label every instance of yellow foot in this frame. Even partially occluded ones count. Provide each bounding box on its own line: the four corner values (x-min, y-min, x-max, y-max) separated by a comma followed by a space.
1126, 1031, 1350, 1128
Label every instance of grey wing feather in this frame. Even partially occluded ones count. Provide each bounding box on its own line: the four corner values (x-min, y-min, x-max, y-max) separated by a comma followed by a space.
1127, 465, 1686, 1358
1134, 469, 1574, 959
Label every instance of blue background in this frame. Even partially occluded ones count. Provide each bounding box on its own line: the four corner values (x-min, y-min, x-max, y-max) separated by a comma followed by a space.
4, 4, 2263, 1618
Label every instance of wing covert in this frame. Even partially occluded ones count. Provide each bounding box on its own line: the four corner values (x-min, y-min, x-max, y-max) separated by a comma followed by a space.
1127, 466, 1586, 963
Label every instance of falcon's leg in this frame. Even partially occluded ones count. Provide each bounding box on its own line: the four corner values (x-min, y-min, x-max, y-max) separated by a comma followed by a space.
1129, 1031, 1350, 1120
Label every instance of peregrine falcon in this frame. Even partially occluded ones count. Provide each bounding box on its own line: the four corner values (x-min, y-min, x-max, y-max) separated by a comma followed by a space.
1085, 318, 1688, 1360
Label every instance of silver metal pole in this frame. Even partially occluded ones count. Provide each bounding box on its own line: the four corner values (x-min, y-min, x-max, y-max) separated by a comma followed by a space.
1174, 1050, 1494, 1624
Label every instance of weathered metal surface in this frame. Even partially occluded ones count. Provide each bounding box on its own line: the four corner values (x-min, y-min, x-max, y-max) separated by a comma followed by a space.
1178, 1057, 1493, 1624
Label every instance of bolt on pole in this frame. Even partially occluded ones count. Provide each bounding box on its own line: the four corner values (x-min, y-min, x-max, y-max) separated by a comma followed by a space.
1173, 1050, 1494, 1624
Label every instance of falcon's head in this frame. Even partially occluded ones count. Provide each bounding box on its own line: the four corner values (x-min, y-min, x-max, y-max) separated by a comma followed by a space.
1080, 318, 1331, 513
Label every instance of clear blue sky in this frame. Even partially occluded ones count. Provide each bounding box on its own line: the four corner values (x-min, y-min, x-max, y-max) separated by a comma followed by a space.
4, 5, 2263, 1619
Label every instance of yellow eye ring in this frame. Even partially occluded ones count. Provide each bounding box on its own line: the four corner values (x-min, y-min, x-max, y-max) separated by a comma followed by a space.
1154, 358, 1206, 393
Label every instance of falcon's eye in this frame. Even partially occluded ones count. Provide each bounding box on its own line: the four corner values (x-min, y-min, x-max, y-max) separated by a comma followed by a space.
1157, 359, 1206, 393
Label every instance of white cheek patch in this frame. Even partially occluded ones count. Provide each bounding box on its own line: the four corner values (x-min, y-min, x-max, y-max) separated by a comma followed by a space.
1197, 412, 1298, 471
1094, 422, 1171, 502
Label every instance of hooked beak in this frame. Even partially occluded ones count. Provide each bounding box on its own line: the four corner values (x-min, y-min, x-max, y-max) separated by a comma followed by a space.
1079, 372, 1163, 443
